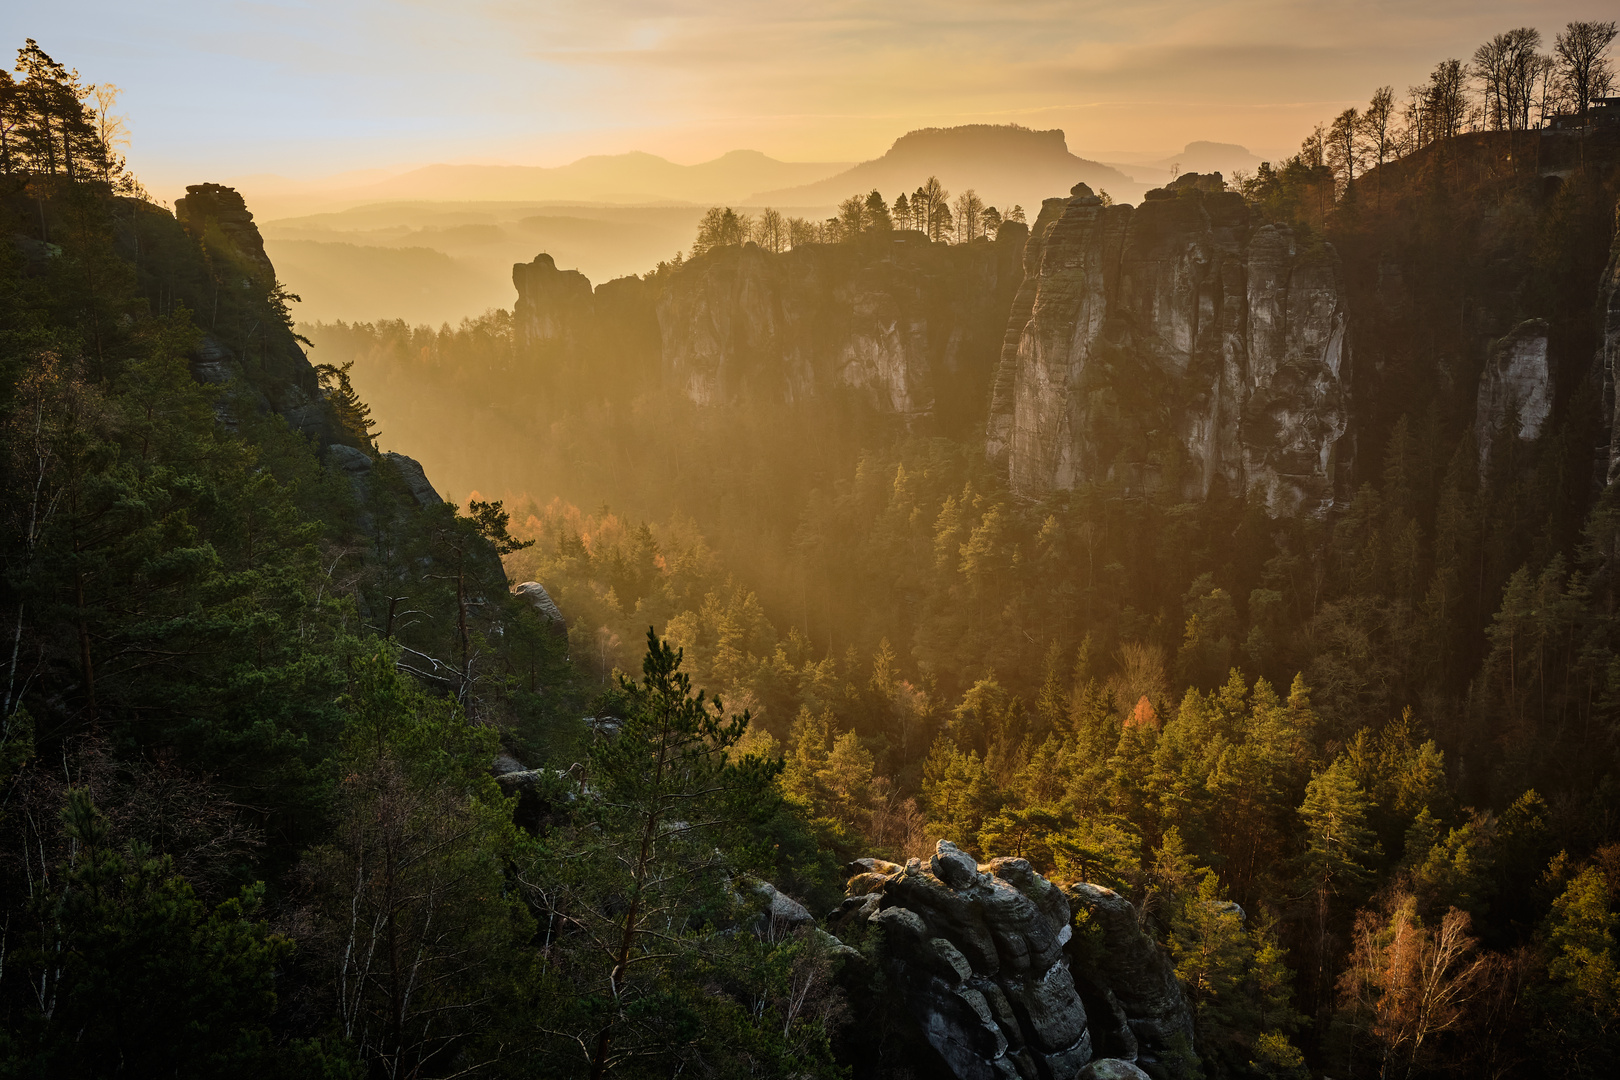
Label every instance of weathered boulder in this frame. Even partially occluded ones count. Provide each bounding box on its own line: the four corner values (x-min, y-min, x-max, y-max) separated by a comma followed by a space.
1063, 884, 1195, 1076
985, 183, 1350, 515
326, 444, 374, 474
833, 842, 1094, 1080
1077, 1060, 1153, 1080
751, 880, 814, 932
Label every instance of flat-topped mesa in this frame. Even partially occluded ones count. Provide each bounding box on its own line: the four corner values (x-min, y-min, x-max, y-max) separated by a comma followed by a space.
987, 175, 1351, 516
832, 840, 1193, 1080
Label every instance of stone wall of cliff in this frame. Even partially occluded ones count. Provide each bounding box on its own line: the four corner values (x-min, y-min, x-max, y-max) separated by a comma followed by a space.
1598, 218, 1620, 486
986, 179, 1351, 515
512, 229, 1025, 432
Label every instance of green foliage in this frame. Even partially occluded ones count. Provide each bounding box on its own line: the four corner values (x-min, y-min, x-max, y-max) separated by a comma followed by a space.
1538, 859, 1620, 1072
524, 629, 844, 1078
4, 789, 300, 1078
298, 645, 530, 1076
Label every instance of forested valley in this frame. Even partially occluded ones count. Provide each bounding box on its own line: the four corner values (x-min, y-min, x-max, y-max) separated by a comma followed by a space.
8, 22, 1620, 1080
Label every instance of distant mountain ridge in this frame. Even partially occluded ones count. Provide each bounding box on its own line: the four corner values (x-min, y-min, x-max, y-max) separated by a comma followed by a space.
752, 124, 1146, 209
335, 149, 850, 206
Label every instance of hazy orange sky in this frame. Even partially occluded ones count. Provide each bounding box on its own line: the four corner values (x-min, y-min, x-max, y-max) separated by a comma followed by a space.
5, 1, 1612, 190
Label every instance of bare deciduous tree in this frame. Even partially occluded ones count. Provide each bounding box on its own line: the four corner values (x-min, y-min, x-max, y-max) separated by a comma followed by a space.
1475, 29, 1543, 131
1327, 108, 1362, 191
952, 189, 984, 242
754, 207, 786, 253
1555, 20, 1619, 118
1338, 895, 1488, 1079
786, 215, 815, 248
918, 175, 950, 241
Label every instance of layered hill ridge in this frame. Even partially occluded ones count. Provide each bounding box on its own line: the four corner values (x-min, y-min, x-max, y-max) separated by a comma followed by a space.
299, 148, 851, 207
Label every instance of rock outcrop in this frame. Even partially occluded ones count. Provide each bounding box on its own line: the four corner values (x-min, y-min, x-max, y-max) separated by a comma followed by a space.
1063, 884, 1196, 1073
1476, 319, 1552, 472
512, 253, 596, 352
383, 451, 447, 508
655, 233, 1022, 421
985, 176, 1350, 515
175, 183, 276, 283
833, 841, 1192, 1080
511, 581, 565, 626
1598, 224, 1620, 485
512, 231, 1024, 431
170, 184, 339, 442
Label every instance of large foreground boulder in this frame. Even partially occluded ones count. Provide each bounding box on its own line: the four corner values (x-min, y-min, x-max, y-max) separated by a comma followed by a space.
832, 842, 1196, 1080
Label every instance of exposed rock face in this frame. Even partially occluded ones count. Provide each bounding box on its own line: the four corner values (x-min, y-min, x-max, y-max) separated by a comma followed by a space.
175, 183, 275, 283
834, 841, 1190, 1080
1598, 228, 1620, 485
654, 235, 1021, 420
170, 184, 339, 442
511, 232, 1024, 430
1476, 319, 1552, 472
986, 177, 1350, 514
1063, 884, 1196, 1075
383, 451, 446, 508
512, 253, 594, 351
511, 581, 565, 625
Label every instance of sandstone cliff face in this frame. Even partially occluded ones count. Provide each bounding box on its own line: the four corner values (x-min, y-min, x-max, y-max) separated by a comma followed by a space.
172, 184, 336, 443
512, 252, 594, 350
1477, 320, 1552, 472
513, 231, 1024, 430
1598, 231, 1620, 485
176, 183, 277, 284
986, 182, 1350, 515
655, 236, 1010, 416
832, 841, 1193, 1080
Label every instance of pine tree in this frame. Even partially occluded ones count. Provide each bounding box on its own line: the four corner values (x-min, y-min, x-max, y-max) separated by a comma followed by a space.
553, 629, 780, 1078
316, 358, 378, 447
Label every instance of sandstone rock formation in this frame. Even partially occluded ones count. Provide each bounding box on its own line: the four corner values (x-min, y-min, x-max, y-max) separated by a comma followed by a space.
1476, 319, 1552, 472
832, 841, 1193, 1080
1598, 228, 1620, 485
383, 451, 447, 508
655, 234, 1021, 421
175, 183, 276, 283
511, 581, 566, 625
985, 176, 1350, 515
512, 253, 595, 352
512, 231, 1024, 430
1063, 884, 1196, 1073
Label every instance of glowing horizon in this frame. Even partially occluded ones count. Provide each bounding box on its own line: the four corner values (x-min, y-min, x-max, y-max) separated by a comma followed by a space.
4, 0, 1609, 196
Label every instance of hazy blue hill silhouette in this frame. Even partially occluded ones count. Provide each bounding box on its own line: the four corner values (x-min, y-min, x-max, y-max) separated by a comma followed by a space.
346, 149, 850, 205
752, 124, 1145, 209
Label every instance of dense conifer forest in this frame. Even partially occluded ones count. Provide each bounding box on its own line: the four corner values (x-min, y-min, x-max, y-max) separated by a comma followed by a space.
9, 24, 1620, 1080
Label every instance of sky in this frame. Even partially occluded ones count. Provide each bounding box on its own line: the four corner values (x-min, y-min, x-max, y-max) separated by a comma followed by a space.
4, 1, 1614, 193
